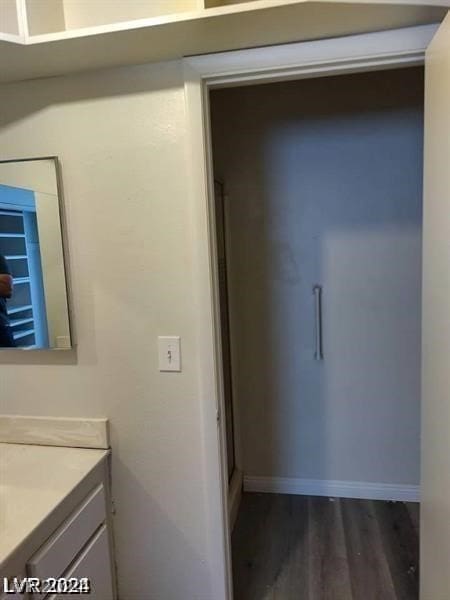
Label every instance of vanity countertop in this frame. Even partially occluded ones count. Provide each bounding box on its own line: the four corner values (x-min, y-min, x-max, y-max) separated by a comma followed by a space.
0, 442, 108, 571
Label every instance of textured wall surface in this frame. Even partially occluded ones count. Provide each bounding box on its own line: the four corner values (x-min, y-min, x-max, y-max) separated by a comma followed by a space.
0, 61, 215, 600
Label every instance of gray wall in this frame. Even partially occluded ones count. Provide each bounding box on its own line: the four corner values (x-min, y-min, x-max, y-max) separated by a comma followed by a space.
211, 68, 424, 485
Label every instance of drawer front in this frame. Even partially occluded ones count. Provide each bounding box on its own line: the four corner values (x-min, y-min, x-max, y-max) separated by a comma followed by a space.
47, 526, 113, 600
0, 592, 28, 599
28, 484, 106, 585
0, 585, 28, 599
0, 574, 29, 599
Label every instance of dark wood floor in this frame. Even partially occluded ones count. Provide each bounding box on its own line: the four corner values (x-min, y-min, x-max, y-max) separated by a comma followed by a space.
232, 493, 420, 600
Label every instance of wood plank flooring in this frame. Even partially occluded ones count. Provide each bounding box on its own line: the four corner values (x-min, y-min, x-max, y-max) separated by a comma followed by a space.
232, 493, 419, 600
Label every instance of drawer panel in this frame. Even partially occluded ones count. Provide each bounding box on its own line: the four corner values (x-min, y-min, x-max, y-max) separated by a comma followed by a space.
0, 586, 28, 599
47, 526, 113, 600
28, 484, 106, 584
0, 575, 29, 599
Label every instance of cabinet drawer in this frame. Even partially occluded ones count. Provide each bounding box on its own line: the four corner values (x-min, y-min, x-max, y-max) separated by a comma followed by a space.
28, 484, 106, 584
0, 574, 29, 599
47, 526, 113, 600
0, 586, 28, 599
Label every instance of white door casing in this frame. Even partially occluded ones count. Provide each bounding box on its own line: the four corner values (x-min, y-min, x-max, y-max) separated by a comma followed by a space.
421, 12, 450, 600
184, 21, 446, 599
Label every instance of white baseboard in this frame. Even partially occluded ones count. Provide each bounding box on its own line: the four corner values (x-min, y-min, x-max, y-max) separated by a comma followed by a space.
244, 475, 420, 502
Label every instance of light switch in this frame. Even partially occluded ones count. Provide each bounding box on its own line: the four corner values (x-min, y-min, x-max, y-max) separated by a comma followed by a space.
158, 336, 181, 372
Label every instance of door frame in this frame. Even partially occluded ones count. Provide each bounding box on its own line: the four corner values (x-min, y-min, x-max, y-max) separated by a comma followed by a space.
183, 23, 439, 600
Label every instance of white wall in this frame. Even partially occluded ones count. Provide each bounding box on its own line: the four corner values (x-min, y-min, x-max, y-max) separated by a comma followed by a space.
25, 0, 66, 36
0, 62, 215, 599
34, 190, 71, 347
0, 0, 19, 35
210, 67, 424, 486
62, 0, 198, 30
0, 159, 58, 194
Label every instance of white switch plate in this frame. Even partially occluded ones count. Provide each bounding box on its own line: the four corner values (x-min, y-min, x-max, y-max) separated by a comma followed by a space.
158, 336, 181, 372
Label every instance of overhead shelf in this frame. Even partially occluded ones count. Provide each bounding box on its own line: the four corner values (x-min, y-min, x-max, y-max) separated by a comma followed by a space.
0, 0, 447, 83
0, 209, 23, 216
9, 316, 34, 327
0, 0, 22, 42
204, 0, 261, 6
13, 328, 35, 340
7, 304, 32, 314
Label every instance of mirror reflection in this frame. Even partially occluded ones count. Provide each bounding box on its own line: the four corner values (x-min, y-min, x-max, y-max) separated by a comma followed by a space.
0, 158, 71, 350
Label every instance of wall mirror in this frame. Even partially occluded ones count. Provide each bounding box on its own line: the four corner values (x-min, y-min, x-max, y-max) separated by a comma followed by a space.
0, 157, 72, 350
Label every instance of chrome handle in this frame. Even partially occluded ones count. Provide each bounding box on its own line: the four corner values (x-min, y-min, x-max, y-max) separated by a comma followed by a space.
313, 285, 323, 360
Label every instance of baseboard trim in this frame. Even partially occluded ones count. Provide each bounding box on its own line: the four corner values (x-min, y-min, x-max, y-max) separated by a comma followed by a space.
244, 476, 420, 502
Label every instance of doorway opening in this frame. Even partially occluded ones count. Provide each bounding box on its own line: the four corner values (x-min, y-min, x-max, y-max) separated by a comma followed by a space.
209, 66, 423, 598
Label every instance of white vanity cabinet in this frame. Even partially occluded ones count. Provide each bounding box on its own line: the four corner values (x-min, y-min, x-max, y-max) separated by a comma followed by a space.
0, 444, 116, 600
0, 578, 28, 600
46, 526, 113, 600
27, 484, 114, 599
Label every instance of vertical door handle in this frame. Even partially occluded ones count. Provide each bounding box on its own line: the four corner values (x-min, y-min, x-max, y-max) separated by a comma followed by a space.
313, 285, 323, 360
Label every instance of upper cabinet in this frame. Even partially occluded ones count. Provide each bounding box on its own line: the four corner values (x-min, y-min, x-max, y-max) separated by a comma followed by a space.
0, 0, 448, 82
